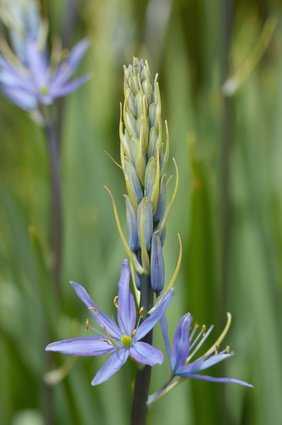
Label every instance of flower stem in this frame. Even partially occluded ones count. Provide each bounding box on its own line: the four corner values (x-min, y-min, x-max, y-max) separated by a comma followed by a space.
131, 277, 153, 425
147, 376, 179, 406
44, 117, 63, 299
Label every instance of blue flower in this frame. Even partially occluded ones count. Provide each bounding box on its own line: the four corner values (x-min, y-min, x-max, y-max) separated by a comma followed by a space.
46, 259, 173, 386
161, 313, 253, 387
0, 20, 89, 110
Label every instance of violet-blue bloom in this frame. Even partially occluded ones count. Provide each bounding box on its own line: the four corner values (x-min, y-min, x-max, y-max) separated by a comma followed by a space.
0, 25, 89, 110
161, 313, 253, 387
46, 259, 173, 386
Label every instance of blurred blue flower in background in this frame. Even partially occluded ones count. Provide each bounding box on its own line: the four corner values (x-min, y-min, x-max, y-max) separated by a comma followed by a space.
0, 0, 89, 111
46, 259, 174, 386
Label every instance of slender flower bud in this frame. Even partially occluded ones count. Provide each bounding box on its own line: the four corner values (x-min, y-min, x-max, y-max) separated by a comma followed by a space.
137, 198, 153, 251
125, 195, 139, 251
137, 198, 153, 273
123, 159, 143, 208
150, 233, 165, 294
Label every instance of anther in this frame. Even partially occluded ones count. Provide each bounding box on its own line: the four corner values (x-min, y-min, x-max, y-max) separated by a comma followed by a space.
139, 307, 145, 318
113, 296, 119, 308
88, 306, 97, 312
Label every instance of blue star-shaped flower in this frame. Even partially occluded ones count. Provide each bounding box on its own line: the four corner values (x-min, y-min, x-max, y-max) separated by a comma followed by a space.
46, 259, 173, 386
162, 313, 253, 386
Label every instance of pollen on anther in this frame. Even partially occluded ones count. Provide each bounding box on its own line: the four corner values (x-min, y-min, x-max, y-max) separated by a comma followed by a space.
139, 307, 145, 317
88, 306, 97, 312
113, 296, 119, 308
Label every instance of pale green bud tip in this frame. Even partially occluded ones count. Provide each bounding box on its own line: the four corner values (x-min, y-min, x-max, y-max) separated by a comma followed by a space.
120, 57, 166, 176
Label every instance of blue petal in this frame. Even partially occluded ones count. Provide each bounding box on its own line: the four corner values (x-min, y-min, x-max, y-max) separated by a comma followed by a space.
0, 57, 32, 88
179, 352, 233, 375
50, 75, 90, 98
117, 259, 136, 334
197, 353, 233, 371
135, 288, 174, 341
183, 373, 253, 388
171, 313, 192, 371
26, 41, 49, 89
70, 282, 121, 339
68, 39, 90, 68
1, 86, 37, 110
0, 65, 33, 91
91, 349, 129, 386
45, 336, 114, 356
130, 341, 163, 366
160, 315, 172, 366
52, 39, 89, 87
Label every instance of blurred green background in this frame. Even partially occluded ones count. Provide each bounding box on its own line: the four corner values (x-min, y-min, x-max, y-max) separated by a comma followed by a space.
1, 0, 282, 424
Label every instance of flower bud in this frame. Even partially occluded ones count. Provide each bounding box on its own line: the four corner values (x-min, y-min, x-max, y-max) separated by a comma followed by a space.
123, 159, 143, 208
137, 198, 153, 251
150, 232, 165, 293
125, 195, 139, 251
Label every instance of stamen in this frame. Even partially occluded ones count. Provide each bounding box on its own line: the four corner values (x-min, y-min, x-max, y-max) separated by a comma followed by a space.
224, 345, 232, 354
136, 307, 145, 328
189, 325, 206, 351
189, 323, 199, 341
103, 337, 113, 345
139, 307, 145, 318
88, 306, 97, 312
203, 312, 232, 358
186, 325, 214, 363
113, 296, 119, 308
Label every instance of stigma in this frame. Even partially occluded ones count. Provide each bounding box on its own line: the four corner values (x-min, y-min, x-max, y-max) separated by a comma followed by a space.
121, 335, 132, 348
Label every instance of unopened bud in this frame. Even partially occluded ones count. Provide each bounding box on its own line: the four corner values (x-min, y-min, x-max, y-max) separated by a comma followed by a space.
150, 232, 165, 293
125, 195, 139, 251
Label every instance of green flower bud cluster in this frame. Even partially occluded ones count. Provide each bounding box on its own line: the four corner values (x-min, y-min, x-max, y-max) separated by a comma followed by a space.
119, 58, 170, 294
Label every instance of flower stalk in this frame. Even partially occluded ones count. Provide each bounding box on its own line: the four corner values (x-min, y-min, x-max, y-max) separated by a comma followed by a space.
43, 114, 63, 298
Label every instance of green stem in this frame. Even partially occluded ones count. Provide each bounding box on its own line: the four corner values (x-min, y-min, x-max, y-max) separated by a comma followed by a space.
147, 376, 179, 406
